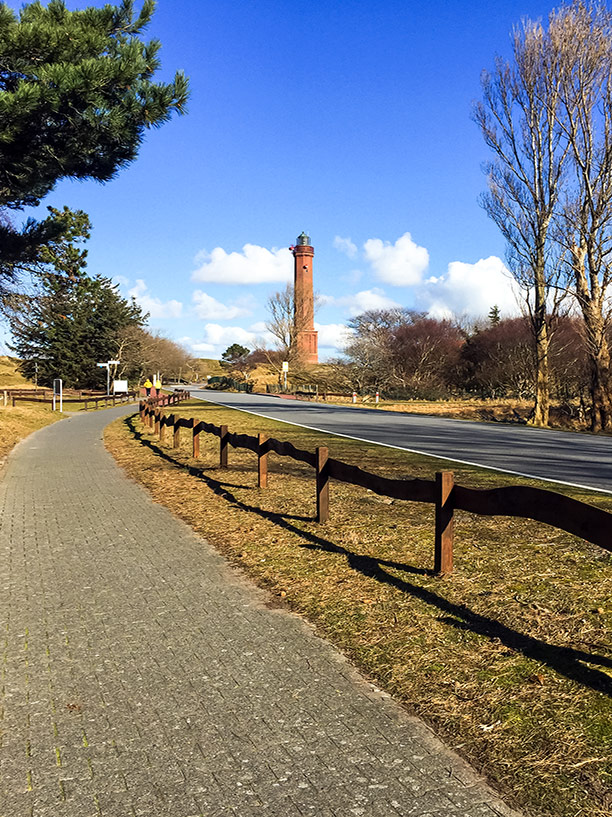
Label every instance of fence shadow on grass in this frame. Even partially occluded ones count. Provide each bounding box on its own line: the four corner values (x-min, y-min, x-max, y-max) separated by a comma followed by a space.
124, 415, 612, 697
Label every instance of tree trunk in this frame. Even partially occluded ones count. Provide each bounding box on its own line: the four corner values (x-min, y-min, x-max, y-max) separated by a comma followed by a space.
531, 323, 550, 426
589, 337, 612, 432
529, 272, 550, 427
572, 246, 612, 433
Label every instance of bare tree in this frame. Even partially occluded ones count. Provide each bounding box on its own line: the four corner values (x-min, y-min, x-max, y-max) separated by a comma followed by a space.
552, 2, 612, 431
390, 317, 464, 398
343, 309, 408, 393
264, 284, 323, 378
474, 13, 569, 426
462, 317, 536, 399
265, 284, 295, 360
114, 327, 192, 384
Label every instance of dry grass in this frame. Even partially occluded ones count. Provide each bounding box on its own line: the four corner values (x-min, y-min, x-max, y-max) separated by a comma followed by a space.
106, 399, 612, 817
0, 355, 30, 388
289, 393, 591, 431
192, 357, 224, 379
0, 402, 61, 461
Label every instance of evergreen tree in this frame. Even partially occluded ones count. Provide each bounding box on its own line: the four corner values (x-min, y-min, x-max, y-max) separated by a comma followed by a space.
0, 0, 189, 286
8, 268, 146, 389
221, 344, 250, 366
0, 0, 188, 209
0, 206, 91, 298
488, 305, 501, 326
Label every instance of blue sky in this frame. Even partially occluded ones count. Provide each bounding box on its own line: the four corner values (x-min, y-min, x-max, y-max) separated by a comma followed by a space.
3, 0, 556, 359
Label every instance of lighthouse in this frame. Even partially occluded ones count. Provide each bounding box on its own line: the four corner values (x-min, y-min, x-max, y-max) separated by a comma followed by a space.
292, 232, 318, 365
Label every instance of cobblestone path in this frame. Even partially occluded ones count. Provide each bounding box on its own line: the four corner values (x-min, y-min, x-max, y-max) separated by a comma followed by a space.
0, 406, 522, 817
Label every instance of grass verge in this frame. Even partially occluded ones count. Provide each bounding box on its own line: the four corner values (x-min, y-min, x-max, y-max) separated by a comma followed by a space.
0, 402, 61, 461
105, 399, 612, 817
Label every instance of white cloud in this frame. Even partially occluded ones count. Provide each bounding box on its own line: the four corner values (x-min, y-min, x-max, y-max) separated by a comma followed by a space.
336, 288, 402, 316
128, 279, 183, 319
314, 322, 354, 350
316, 293, 336, 307
193, 244, 293, 285
248, 321, 268, 333
418, 256, 521, 319
182, 321, 353, 360
192, 290, 251, 321
200, 323, 257, 348
363, 232, 429, 286
179, 325, 257, 359
190, 342, 216, 354
333, 235, 358, 258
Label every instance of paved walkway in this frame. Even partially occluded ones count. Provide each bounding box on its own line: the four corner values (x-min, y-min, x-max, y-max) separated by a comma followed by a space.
0, 406, 522, 817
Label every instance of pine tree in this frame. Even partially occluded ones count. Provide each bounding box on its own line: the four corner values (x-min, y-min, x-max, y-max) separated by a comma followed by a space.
9, 273, 145, 388
6, 221, 146, 389
0, 0, 189, 210
0, 205, 89, 297
221, 344, 250, 366
488, 305, 501, 326
0, 0, 189, 288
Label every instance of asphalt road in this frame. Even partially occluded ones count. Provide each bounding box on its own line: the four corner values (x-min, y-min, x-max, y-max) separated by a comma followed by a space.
186, 388, 612, 493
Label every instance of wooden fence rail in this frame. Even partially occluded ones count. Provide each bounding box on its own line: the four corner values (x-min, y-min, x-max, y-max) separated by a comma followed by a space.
12, 390, 140, 409
6, 389, 106, 399
139, 401, 612, 574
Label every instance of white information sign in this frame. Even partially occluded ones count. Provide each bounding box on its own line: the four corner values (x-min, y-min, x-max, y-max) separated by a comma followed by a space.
52, 378, 63, 412
113, 379, 128, 394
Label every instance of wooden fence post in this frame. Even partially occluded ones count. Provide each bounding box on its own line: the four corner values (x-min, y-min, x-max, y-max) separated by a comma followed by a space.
220, 425, 228, 468
139, 401, 145, 423
316, 446, 329, 523
258, 433, 268, 488
160, 413, 169, 443
155, 410, 161, 437
192, 418, 200, 458
173, 416, 181, 449
434, 471, 454, 575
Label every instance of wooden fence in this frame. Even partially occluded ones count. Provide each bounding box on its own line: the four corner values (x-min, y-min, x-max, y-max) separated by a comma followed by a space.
145, 390, 191, 409
6, 388, 105, 398
11, 390, 140, 410
139, 401, 612, 574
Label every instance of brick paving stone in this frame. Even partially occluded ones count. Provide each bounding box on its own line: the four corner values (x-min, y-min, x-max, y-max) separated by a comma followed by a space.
0, 406, 524, 817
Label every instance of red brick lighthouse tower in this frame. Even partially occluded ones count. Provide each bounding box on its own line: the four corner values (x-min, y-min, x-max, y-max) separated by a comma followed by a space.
292, 231, 318, 365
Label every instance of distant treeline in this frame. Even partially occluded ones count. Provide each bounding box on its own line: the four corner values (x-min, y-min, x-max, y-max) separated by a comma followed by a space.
331, 309, 591, 412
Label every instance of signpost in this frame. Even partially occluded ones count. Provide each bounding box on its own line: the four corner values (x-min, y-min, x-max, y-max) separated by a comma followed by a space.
97, 360, 120, 395
282, 360, 289, 391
